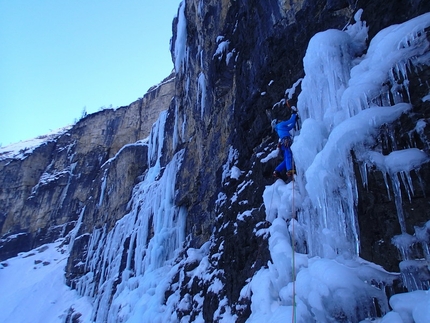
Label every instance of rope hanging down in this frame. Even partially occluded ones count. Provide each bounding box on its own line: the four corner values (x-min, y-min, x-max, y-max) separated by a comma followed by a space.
266, 138, 298, 323
291, 159, 297, 323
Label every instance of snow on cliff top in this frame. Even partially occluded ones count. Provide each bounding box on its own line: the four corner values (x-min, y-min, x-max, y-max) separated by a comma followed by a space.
0, 126, 71, 161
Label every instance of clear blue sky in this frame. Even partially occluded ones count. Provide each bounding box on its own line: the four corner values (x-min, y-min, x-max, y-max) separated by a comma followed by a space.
0, 0, 181, 146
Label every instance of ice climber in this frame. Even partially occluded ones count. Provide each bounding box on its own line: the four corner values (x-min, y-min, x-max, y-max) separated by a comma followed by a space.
272, 109, 298, 180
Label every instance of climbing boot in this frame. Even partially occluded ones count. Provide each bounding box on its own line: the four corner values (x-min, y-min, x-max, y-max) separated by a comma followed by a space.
273, 170, 281, 178
286, 169, 296, 177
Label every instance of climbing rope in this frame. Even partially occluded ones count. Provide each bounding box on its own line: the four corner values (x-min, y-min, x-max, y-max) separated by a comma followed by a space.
291, 159, 297, 323
267, 159, 297, 322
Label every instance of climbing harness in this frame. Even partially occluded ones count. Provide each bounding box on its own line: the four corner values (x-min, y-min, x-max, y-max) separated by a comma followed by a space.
280, 136, 293, 148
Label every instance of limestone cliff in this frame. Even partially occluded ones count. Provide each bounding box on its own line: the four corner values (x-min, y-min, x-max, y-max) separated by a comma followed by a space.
1, 0, 430, 322
0, 73, 175, 261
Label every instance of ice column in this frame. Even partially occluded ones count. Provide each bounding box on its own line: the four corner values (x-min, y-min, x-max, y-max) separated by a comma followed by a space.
174, 1, 188, 74
298, 28, 353, 131
295, 16, 369, 257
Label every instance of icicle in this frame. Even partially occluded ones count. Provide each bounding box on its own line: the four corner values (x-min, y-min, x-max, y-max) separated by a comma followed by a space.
386, 125, 398, 152
399, 260, 430, 291
390, 173, 407, 233
400, 170, 415, 203
197, 0, 204, 17
382, 171, 392, 201
358, 162, 369, 188
173, 101, 179, 151
392, 233, 417, 260
197, 72, 207, 119
347, 170, 361, 255
298, 28, 353, 129
182, 112, 187, 140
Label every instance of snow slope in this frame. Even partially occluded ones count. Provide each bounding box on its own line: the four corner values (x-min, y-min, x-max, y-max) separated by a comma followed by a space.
0, 240, 92, 323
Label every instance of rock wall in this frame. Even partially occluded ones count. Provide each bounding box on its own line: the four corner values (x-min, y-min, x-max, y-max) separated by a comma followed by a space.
163, 0, 430, 320
0, 73, 175, 261
169, 0, 430, 250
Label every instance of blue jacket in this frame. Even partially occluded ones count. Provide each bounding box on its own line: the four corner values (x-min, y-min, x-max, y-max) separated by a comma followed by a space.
275, 114, 297, 138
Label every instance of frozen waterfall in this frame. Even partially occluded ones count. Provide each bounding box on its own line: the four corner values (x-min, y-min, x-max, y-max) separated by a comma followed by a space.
75, 111, 187, 322
258, 11, 430, 323
1, 8, 429, 323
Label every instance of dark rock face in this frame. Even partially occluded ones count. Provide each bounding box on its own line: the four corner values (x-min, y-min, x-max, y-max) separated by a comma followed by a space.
0, 0, 429, 322
165, 0, 430, 320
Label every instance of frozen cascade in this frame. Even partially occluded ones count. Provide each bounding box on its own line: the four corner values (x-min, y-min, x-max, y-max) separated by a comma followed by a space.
258, 11, 430, 322
75, 111, 187, 323
302, 103, 412, 257
295, 12, 371, 258
295, 11, 430, 258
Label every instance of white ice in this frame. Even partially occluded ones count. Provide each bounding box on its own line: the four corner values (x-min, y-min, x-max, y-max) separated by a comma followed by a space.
257, 10, 430, 323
